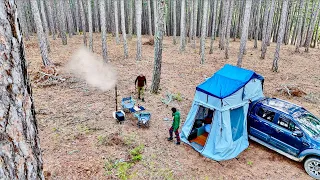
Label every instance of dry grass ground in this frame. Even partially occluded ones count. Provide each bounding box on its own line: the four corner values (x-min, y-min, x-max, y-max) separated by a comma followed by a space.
24, 33, 320, 179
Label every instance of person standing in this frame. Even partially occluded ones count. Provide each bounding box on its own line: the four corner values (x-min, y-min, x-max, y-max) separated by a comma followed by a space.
168, 107, 181, 145
135, 74, 147, 102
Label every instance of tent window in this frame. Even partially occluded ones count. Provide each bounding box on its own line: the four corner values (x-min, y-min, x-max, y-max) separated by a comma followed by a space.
230, 107, 244, 141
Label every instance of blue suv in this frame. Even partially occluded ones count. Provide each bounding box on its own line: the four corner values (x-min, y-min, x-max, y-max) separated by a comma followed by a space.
248, 98, 320, 179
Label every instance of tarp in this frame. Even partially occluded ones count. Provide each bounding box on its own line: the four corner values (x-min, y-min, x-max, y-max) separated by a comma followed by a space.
196, 64, 264, 99
181, 64, 264, 161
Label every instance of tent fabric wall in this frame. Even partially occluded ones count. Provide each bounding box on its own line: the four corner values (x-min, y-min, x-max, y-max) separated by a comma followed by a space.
180, 64, 264, 161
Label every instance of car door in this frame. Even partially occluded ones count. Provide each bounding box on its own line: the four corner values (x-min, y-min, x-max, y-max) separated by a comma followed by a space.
249, 105, 277, 143
270, 114, 303, 156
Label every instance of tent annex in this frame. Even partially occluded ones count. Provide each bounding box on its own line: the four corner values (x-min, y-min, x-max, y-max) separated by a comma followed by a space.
180, 64, 264, 161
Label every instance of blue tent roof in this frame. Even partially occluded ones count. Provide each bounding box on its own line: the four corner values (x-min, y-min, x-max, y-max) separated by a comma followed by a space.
196, 64, 264, 99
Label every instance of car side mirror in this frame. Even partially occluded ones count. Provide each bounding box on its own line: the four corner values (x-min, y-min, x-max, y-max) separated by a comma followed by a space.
292, 130, 303, 137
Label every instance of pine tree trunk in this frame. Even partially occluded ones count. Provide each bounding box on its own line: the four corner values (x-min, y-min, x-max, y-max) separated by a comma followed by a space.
295, 0, 305, 52
100, 0, 108, 63
219, 0, 229, 50
30, 0, 52, 66
147, 0, 153, 35
225, 0, 234, 59
300, 0, 309, 47
272, 0, 288, 72
261, 0, 275, 59
79, 0, 87, 46
209, 0, 217, 54
39, 0, 51, 53
128, 0, 133, 39
88, 0, 93, 51
261, 1, 271, 50
120, 0, 128, 58
284, 0, 293, 45
17, 0, 30, 40
46, 0, 56, 39
314, 18, 320, 48
189, 0, 194, 43
237, 0, 252, 67
65, 0, 74, 38
94, 0, 100, 32
154, 0, 158, 34
151, 0, 165, 94
254, 0, 262, 48
200, 0, 209, 64
74, 0, 80, 34
265, 0, 276, 46
179, 0, 186, 52
192, 0, 198, 48
305, 1, 320, 52
0, 1, 44, 178
114, 0, 120, 44
136, 0, 142, 61
58, 0, 67, 45
173, 0, 177, 44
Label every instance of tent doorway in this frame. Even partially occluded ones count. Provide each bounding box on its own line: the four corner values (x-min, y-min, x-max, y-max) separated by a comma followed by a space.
187, 106, 215, 151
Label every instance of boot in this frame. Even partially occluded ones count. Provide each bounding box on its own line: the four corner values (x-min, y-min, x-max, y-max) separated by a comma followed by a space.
176, 142, 181, 145
167, 137, 173, 141
142, 98, 145, 102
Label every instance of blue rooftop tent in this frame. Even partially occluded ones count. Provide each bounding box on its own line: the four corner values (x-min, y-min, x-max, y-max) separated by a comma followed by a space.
180, 64, 264, 161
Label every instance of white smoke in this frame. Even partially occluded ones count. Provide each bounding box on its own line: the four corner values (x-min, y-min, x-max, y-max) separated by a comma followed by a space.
66, 47, 117, 91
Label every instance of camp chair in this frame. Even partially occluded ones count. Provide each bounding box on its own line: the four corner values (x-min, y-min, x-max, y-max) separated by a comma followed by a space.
134, 112, 151, 128
121, 96, 135, 113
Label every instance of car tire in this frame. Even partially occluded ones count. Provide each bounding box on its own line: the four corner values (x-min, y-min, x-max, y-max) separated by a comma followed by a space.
304, 156, 320, 179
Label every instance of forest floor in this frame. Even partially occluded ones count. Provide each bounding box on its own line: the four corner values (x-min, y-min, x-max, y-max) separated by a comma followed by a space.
25, 34, 320, 180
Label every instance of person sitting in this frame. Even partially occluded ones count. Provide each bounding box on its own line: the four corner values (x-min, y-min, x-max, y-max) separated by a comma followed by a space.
204, 109, 214, 133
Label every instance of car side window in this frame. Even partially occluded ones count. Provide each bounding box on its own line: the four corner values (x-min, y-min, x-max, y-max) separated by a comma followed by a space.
289, 121, 300, 131
257, 107, 275, 122
278, 116, 290, 129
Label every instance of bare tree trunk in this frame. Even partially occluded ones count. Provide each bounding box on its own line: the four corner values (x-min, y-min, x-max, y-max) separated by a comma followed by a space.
272, 0, 288, 72
225, 0, 234, 59
192, 0, 198, 48
88, 0, 93, 51
58, 0, 67, 45
17, 0, 30, 40
254, 0, 262, 48
314, 18, 320, 48
114, 0, 120, 44
179, 0, 186, 52
300, 0, 309, 47
65, 0, 74, 37
261, 0, 275, 59
120, 0, 128, 58
74, 0, 80, 34
200, 0, 209, 64
154, 0, 158, 34
100, 0, 108, 63
30, 0, 52, 66
39, 0, 51, 53
0, 1, 44, 179
136, 0, 142, 61
79, 0, 87, 46
261, 1, 271, 50
151, 0, 165, 94
219, 0, 229, 50
209, 0, 217, 54
295, 0, 305, 52
46, 0, 56, 39
173, 0, 177, 44
237, 0, 252, 67
94, 0, 100, 32
305, 1, 320, 52
284, 0, 293, 45
147, 0, 153, 35
189, 0, 194, 43
128, 0, 133, 39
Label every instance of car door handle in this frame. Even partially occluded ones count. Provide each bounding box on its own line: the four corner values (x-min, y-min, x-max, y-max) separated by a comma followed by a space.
275, 128, 282, 133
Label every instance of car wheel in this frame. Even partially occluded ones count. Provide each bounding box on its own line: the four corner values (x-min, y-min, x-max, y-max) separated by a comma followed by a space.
304, 157, 320, 179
